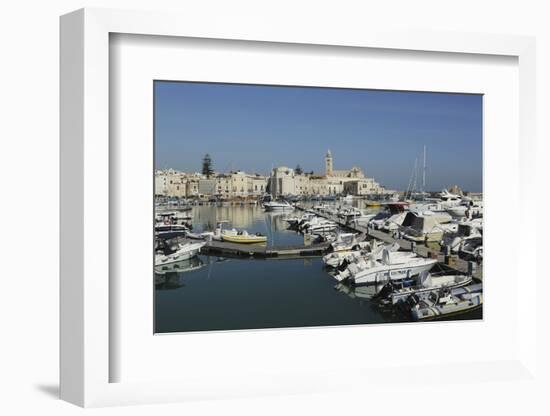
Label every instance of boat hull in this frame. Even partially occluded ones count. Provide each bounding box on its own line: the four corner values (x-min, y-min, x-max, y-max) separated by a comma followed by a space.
351, 260, 437, 285
412, 293, 483, 320
221, 235, 267, 244
155, 243, 205, 266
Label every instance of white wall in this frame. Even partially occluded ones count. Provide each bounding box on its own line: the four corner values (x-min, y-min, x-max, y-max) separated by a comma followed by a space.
0, 0, 548, 415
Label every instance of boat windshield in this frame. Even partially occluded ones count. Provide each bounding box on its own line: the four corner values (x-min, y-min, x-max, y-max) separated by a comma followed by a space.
457, 224, 471, 237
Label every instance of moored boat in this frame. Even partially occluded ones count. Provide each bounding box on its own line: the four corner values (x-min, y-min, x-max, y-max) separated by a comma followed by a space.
408, 283, 483, 320
375, 271, 473, 306
335, 249, 437, 285
155, 241, 206, 266
263, 200, 294, 211
221, 229, 267, 244
400, 211, 453, 242
155, 223, 189, 239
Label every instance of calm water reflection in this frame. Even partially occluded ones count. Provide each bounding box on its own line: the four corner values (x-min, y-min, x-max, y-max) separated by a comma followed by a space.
154, 204, 481, 333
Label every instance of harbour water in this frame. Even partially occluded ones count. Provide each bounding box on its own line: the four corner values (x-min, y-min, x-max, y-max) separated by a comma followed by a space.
155, 204, 482, 333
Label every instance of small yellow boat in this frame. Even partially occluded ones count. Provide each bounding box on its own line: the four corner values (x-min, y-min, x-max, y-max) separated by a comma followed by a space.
221, 229, 267, 244
365, 201, 381, 208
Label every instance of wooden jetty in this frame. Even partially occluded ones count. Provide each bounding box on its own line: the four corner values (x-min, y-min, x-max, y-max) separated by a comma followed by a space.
201, 240, 330, 259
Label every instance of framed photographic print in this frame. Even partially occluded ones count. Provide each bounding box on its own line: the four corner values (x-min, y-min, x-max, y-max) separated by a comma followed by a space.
60, 8, 538, 408
152, 80, 483, 334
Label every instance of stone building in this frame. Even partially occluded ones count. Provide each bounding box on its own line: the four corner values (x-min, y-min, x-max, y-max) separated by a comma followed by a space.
155, 169, 267, 199
269, 150, 386, 197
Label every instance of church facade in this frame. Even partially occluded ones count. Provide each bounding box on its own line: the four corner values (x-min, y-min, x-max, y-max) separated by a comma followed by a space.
269, 150, 386, 197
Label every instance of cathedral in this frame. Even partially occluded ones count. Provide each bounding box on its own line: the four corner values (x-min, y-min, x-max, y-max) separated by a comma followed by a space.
324, 150, 366, 179
269, 150, 386, 197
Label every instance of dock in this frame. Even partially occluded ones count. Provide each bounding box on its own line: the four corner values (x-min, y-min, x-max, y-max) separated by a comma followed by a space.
294, 204, 483, 280
201, 240, 331, 259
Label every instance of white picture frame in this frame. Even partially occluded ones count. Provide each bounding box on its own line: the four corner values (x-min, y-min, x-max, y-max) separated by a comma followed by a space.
60, 7, 538, 408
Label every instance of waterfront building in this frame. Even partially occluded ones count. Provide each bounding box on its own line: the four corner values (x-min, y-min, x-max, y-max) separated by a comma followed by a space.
198, 178, 218, 196
269, 151, 387, 197
343, 178, 383, 195
155, 169, 189, 197
250, 174, 268, 196
269, 167, 298, 197
155, 169, 268, 199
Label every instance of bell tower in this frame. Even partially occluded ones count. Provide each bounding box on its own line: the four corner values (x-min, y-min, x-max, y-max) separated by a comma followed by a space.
325, 150, 333, 176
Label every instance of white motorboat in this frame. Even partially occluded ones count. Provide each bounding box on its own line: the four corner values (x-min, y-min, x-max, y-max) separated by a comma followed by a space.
154, 256, 205, 275
370, 211, 407, 232
300, 216, 333, 232
400, 211, 453, 242
185, 230, 215, 240
155, 241, 206, 266
284, 212, 316, 228
440, 218, 482, 253
408, 189, 464, 214
376, 271, 473, 306
307, 220, 338, 233
409, 283, 483, 320
283, 215, 300, 226
446, 200, 483, 218
155, 211, 192, 224
338, 207, 362, 220
438, 189, 464, 206
335, 249, 437, 285
341, 195, 354, 203
459, 237, 483, 262
155, 223, 189, 239
313, 204, 330, 212
328, 232, 364, 253
263, 200, 294, 211
349, 213, 378, 226
323, 242, 400, 268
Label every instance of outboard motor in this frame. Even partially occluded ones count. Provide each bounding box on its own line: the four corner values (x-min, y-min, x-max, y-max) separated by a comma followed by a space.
407, 293, 420, 308
373, 282, 394, 301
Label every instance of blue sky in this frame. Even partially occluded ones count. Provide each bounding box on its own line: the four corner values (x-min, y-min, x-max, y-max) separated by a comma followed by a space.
154, 81, 482, 192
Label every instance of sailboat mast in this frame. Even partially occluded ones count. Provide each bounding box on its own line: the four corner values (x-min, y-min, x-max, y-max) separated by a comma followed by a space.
412, 158, 418, 196
422, 145, 426, 194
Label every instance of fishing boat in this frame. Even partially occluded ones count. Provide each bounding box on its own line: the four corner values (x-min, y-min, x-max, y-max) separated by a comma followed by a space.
263, 200, 294, 211
221, 229, 268, 244
375, 271, 473, 306
155, 241, 206, 266
335, 249, 437, 285
408, 283, 483, 320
